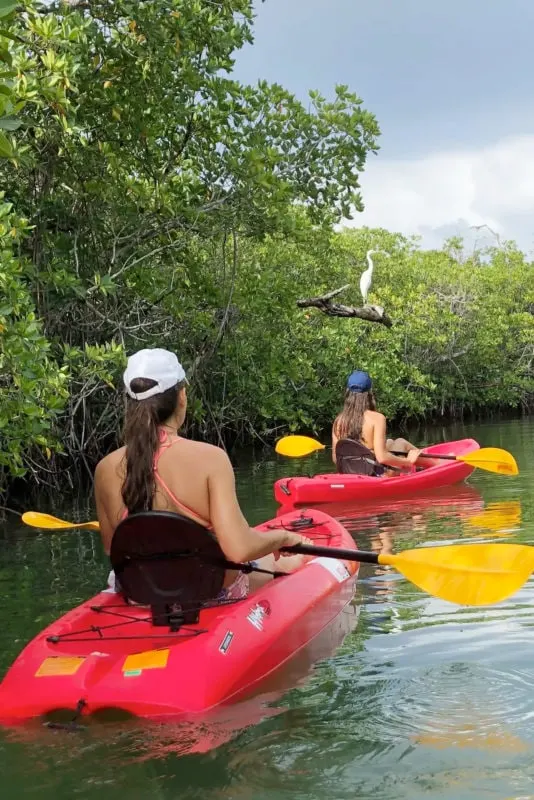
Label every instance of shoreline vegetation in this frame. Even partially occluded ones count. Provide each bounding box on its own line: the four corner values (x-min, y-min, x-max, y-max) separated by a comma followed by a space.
1, 1, 534, 502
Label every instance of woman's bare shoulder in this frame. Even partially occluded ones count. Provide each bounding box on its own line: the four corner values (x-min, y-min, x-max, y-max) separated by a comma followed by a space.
176, 438, 231, 465
366, 409, 387, 424
95, 447, 126, 481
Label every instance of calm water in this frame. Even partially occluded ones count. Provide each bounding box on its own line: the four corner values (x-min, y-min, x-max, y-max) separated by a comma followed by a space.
1, 418, 534, 798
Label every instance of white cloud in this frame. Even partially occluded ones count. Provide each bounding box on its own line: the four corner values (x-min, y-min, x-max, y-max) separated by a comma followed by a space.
348, 135, 534, 253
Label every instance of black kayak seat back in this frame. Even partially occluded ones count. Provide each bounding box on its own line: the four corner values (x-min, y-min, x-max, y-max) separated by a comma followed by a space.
335, 438, 385, 477
109, 511, 228, 629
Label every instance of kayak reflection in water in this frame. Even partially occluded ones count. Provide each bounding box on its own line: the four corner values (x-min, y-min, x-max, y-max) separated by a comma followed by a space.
94, 348, 311, 602
331, 370, 438, 476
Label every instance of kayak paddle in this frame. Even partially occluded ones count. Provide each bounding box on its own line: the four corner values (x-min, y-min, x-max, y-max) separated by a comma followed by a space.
275, 435, 519, 476
21, 511, 100, 531
20, 512, 534, 606
282, 540, 534, 606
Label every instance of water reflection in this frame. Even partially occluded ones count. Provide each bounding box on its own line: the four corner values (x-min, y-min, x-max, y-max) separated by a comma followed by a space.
465, 499, 522, 537
316, 487, 522, 554
319, 488, 528, 645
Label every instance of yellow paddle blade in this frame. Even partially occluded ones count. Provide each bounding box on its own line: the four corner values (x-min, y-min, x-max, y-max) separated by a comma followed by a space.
466, 500, 521, 533
275, 435, 326, 458
379, 543, 534, 606
21, 512, 100, 531
460, 447, 519, 476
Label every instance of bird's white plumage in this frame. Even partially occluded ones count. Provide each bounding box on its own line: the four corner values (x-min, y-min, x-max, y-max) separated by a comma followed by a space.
359, 249, 390, 304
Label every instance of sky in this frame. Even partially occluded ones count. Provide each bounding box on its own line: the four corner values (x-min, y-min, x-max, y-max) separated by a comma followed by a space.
233, 0, 534, 253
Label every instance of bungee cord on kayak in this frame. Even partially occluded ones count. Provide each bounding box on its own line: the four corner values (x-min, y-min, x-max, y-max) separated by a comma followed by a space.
45, 608, 209, 644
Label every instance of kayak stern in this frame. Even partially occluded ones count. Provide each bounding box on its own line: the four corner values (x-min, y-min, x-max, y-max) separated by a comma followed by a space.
0, 510, 359, 723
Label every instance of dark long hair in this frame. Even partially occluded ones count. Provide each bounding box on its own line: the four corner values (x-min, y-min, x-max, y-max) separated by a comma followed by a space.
121, 378, 185, 514
333, 389, 377, 442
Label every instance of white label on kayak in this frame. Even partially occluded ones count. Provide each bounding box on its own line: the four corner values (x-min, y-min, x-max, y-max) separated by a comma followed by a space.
312, 557, 351, 583
246, 600, 271, 631
330, 484, 345, 489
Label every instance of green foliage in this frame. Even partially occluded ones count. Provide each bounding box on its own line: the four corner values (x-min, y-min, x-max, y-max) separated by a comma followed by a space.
0, 197, 69, 479
0, 0, 381, 497
0, 0, 533, 501
207, 227, 534, 438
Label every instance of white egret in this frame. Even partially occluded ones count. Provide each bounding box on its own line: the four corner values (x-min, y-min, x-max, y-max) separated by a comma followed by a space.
359, 249, 390, 305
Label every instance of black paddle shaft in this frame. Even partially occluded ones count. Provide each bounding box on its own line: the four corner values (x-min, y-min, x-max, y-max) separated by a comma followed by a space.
281, 543, 380, 564
391, 450, 456, 461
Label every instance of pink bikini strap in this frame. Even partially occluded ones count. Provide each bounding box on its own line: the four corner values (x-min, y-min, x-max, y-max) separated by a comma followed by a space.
121, 430, 211, 529
153, 430, 211, 528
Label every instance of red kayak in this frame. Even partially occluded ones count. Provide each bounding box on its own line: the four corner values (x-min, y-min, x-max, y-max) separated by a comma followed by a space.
274, 439, 479, 507
0, 509, 358, 724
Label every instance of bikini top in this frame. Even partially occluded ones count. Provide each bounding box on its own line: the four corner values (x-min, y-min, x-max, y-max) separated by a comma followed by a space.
122, 429, 211, 528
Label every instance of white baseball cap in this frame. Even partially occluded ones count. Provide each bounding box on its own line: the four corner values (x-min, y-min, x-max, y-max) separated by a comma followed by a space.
123, 348, 186, 401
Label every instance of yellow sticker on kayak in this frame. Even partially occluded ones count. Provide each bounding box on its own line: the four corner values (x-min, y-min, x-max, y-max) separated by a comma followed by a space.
35, 656, 86, 677
122, 648, 169, 673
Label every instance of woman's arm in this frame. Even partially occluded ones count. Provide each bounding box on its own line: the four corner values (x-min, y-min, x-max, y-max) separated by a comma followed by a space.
94, 460, 116, 555
208, 449, 307, 562
372, 415, 420, 470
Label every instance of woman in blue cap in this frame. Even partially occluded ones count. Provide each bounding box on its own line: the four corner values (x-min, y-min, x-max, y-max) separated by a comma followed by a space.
332, 370, 433, 475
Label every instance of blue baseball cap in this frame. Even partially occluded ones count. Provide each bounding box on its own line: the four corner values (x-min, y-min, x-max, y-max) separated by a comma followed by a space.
347, 370, 372, 393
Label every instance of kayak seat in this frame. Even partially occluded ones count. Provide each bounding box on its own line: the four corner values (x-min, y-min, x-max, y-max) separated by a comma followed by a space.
335, 438, 385, 477
110, 510, 230, 631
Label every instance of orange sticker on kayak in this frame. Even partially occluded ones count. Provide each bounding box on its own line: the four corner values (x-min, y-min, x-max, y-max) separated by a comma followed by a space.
122, 648, 169, 673
35, 656, 86, 677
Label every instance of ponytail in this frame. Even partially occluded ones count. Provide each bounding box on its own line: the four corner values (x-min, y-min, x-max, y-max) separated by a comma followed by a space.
121, 378, 183, 514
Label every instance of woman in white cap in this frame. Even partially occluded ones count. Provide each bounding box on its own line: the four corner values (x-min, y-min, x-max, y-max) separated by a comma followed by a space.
94, 349, 310, 602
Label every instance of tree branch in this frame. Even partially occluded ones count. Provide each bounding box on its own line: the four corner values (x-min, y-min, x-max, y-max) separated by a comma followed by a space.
109, 197, 229, 266
297, 286, 393, 328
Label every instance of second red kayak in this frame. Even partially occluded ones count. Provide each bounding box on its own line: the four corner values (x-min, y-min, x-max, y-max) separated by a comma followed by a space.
274, 439, 479, 506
